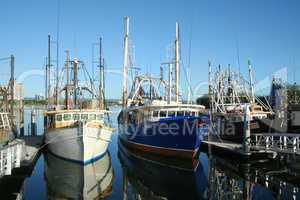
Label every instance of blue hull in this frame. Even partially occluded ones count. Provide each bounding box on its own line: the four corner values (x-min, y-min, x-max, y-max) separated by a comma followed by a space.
118, 115, 209, 158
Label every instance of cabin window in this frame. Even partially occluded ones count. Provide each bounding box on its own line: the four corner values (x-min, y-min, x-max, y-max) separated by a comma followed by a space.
153, 111, 159, 117
81, 114, 88, 120
177, 111, 184, 116
97, 114, 104, 121
64, 114, 72, 121
89, 114, 96, 121
168, 111, 176, 117
56, 115, 62, 122
73, 114, 80, 120
160, 111, 167, 117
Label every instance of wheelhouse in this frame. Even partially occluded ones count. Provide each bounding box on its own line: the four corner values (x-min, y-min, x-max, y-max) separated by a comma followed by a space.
122, 103, 206, 124
44, 110, 110, 129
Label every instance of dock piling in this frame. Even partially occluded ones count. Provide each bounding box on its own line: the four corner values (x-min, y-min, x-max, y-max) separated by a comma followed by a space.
30, 110, 37, 136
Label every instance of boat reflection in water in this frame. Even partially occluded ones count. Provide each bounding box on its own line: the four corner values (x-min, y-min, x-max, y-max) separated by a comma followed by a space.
207, 154, 300, 200
118, 141, 208, 199
44, 151, 114, 199
119, 140, 300, 200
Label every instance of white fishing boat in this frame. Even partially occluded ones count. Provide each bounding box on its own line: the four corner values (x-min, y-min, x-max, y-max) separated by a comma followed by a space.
44, 36, 113, 165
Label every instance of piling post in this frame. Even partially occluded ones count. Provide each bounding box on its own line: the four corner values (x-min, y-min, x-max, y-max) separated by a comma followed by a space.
243, 105, 251, 154
19, 98, 24, 136
31, 110, 37, 136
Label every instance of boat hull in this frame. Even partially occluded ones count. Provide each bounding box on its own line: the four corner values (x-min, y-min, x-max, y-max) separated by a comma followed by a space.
45, 123, 112, 165
118, 116, 209, 159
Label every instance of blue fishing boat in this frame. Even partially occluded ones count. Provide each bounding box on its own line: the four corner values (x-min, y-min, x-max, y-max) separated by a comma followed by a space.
118, 17, 209, 159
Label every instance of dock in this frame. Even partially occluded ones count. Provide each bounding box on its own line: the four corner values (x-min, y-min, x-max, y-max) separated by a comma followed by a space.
201, 137, 277, 160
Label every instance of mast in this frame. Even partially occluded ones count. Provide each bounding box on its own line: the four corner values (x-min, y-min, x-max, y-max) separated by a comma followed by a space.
208, 60, 212, 112
228, 64, 233, 104
47, 34, 51, 108
168, 63, 173, 103
10, 55, 14, 125
175, 22, 180, 103
248, 60, 255, 104
122, 17, 129, 108
73, 58, 78, 107
99, 37, 105, 110
65, 50, 70, 109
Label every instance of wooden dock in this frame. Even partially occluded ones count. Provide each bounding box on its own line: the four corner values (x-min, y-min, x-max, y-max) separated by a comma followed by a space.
201, 137, 277, 160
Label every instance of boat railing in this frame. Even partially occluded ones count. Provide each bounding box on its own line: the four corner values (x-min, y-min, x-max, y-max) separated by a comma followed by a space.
0, 113, 10, 130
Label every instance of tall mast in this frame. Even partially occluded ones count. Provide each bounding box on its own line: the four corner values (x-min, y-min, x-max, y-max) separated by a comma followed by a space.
65, 50, 70, 109
122, 17, 129, 108
99, 37, 105, 110
10, 55, 14, 124
73, 58, 78, 107
248, 60, 255, 104
47, 34, 51, 108
175, 22, 180, 103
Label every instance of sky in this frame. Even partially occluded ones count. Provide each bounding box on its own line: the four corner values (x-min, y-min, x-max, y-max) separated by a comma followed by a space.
0, 0, 299, 99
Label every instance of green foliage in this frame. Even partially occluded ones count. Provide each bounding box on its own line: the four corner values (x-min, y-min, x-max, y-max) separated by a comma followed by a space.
196, 94, 210, 108
24, 99, 47, 106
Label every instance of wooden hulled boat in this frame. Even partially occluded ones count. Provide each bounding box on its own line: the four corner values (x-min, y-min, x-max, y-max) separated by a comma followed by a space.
118, 17, 210, 159
44, 37, 113, 165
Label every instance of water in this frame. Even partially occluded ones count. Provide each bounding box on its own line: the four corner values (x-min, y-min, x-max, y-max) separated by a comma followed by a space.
8, 107, 300, 199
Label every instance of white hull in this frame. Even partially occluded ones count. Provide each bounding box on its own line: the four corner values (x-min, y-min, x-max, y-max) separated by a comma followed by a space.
45, 123, 113, 164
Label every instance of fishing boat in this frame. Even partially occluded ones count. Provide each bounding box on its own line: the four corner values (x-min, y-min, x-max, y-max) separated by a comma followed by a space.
209, 61, 274, 143
44, 36, 113, 165
45, 151, 114, 199
118, 17, 210, 159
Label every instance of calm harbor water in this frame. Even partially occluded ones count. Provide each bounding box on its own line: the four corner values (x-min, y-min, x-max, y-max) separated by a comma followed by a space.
10, 107, 300, 199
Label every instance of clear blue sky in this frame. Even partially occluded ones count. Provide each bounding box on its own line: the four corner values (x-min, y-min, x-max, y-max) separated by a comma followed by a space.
0, 0, 299, 98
